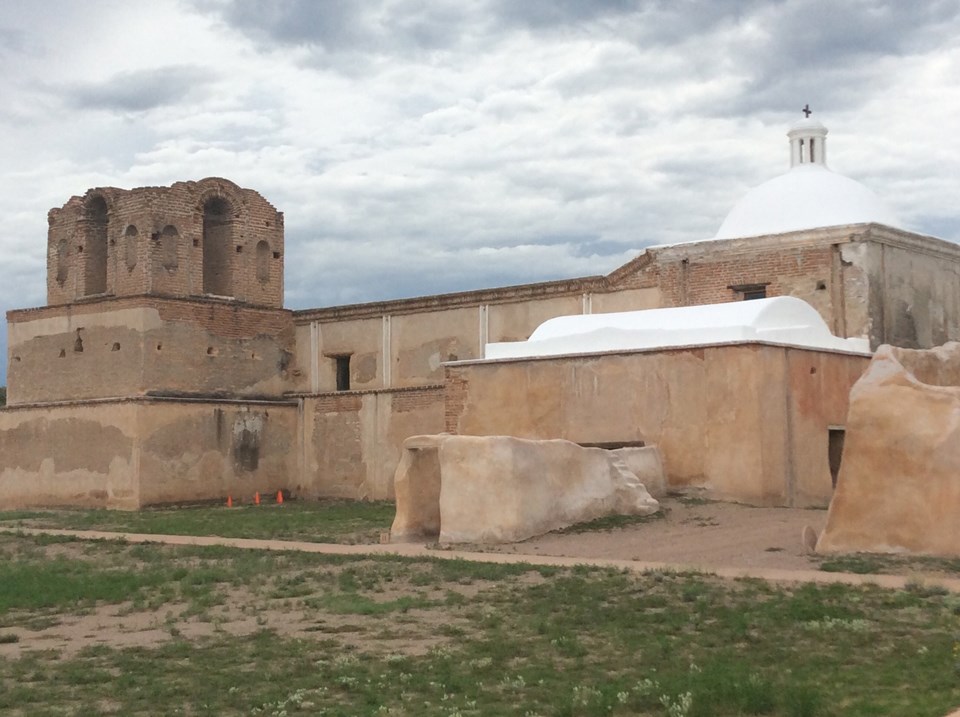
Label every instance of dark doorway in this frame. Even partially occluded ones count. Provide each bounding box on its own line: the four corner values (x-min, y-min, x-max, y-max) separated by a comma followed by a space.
828, 428, 845, 488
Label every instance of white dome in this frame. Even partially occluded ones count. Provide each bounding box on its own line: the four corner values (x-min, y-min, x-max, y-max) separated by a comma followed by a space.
715, 164, 901, 240
714, 115, 901, 240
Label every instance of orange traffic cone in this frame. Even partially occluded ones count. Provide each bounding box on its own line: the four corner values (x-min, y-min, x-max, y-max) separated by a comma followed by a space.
254, 491, 260, 506
276, 490, 284, 505
226, 495, 233, 508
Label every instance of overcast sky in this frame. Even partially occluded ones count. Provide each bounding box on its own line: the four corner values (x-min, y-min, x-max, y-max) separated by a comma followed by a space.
1, 0, 959, 381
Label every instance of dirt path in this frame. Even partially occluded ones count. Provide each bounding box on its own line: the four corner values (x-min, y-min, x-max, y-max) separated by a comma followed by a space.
4, 498, 960, 593
488, 498, 829, 571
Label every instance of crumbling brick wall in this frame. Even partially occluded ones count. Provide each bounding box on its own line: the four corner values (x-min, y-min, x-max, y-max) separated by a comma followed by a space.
46, 177, 284, 308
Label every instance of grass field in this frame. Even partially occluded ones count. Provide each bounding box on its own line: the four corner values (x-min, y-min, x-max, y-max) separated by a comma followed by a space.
1, 528, 958, 716
0, 500, 395, 544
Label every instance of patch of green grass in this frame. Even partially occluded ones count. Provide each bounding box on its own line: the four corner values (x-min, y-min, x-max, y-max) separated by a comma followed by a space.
0, 558, 171, 613
819, 551, 960, 577
558, 510, 666, 534
818, 554, 887, 574
0, 532, 958, 716
0, 499, 394, 543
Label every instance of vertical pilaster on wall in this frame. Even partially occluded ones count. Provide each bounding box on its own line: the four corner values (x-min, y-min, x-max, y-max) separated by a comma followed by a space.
581, 293, 593, 314
879, 243, 889, 345
382, 315, 392, 388
310, 321, 321, 393
830, 244, 847, 337
478, 304, 489, 359
296, 397, 306, 498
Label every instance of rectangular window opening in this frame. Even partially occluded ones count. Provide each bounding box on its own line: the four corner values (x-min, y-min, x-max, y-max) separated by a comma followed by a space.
335, 355, 351, 392
728, 283, 769, 301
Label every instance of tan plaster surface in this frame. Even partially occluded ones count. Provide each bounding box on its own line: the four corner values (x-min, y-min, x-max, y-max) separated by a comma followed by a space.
819, 342, 960, 556
447, 344, 866, 507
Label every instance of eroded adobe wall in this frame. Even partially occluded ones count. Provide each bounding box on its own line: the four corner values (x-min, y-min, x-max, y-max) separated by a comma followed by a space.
6, 298, 297, 405
295, 292, 630, 392
300, 387, 444, 500
0, 402, 140, 509
140, 301, 297, 399
137, 399, 298, 507
46, 178, 284, 308
444, 344, 867, 507
856, 232, 960, 350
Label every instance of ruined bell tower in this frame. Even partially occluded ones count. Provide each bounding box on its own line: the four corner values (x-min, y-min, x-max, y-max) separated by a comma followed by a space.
46, 177, 285, 308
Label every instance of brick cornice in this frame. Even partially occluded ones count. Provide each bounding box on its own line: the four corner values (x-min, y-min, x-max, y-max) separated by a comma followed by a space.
7, 294, 293, 323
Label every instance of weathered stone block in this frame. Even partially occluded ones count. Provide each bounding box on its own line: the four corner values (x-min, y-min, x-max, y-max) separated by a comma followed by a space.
391, 434, 661, 544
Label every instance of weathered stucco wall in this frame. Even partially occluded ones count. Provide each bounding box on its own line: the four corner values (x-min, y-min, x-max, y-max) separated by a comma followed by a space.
858, 236, 960, 349
0, 402, 140, 509
445, 344, 868, 507
0, 398, 298, 510
392, 307, 481, 385
137, 400, 298, 506
7, 299, 297, 405
286, 226, 960, 420
295, 293, 655, 393
300, 387, 444, 500
291, 225, 960, 397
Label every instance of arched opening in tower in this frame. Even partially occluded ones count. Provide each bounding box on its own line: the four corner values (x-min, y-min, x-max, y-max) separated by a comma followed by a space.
202, 197, 233, 296
83, 196, 108, 296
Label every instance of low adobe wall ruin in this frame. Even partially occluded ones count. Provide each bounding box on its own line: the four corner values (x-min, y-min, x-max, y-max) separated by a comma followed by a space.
818, 343, 960, 556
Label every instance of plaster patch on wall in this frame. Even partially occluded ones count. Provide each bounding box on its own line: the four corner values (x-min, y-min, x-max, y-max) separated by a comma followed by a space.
0, 417, 132, 473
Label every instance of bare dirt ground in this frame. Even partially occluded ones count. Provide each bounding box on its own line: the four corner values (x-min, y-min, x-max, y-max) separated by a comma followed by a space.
489, 498, 829, 572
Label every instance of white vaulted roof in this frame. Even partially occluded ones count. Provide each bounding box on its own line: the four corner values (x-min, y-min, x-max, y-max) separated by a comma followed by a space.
483, 296, 871, 360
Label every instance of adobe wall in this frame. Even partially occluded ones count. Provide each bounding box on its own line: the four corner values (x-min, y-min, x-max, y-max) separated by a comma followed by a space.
0, 398, 298, 510
293, 288, 661, 392
444, 344, 868, 507
0, 402, 140, 509
856, 233, 960, 349
6, 298, 297, 405
136, 399, 298, 507
299, 386, 444, 500
46, 177, 284, 308
289, 226, 960, 399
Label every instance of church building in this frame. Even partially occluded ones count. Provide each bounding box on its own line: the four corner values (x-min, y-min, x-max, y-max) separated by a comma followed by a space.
1, 116, 958, 509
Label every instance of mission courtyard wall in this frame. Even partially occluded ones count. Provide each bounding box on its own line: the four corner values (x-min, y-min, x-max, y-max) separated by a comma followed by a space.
0, 399, 298, 509
444, 344, 868, 507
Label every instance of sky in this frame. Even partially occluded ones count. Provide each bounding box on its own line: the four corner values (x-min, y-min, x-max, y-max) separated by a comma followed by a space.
1, 0, 959, 382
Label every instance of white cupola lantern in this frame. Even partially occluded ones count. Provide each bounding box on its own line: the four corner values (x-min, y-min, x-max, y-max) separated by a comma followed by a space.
788, 105, 828, 167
